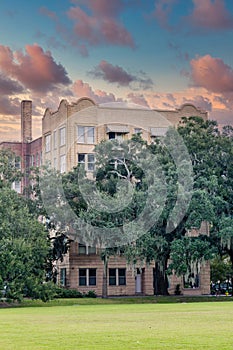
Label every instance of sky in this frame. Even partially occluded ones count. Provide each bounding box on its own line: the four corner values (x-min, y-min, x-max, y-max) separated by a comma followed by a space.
0, 0, 233, 141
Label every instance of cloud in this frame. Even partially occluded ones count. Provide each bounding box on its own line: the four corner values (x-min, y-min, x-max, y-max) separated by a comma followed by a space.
89, 60, 154, 90
67, 1, 135, 49
0, 96, 21, 115
190, 55, 233, 93
182, 95, 212, 112
0, 44, 71, 93
127, 93, 150, 108
187, 0, 233, 30
0, 73, 24, 95
72, 79, 123, 104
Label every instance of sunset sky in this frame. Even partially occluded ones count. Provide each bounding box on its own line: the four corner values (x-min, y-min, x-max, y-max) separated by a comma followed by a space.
1, 0, 233, 140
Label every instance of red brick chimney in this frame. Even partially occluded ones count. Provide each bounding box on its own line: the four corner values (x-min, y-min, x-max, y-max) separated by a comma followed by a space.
21, 100, 32, 143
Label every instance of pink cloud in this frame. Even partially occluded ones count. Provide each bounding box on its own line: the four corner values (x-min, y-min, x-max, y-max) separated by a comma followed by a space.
74, 0, 124, 17
0, 44, 71, 92
67, 1, 135, 48
190, 55, 233, 93
188, 0, 233, 30
127, 93, 150, 108
182, 95, 212, 112
89, 60, 153, 89
72, 79, 122, 104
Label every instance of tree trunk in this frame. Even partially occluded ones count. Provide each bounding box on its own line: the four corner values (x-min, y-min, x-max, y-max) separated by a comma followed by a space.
102, 254, 108, 298
154, 262, 169, 295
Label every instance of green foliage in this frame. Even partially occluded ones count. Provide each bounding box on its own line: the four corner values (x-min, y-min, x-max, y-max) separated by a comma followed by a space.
0, 185, 51, 301
210, 256, 233, 283
54, 287, 97, 298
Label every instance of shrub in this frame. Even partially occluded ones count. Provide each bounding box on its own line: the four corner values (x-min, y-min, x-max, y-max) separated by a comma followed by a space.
55, 287, 83, 298
84, 290, 97, 298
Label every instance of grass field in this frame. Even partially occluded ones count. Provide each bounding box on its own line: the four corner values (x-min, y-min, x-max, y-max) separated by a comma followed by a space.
1, 300, 233, 349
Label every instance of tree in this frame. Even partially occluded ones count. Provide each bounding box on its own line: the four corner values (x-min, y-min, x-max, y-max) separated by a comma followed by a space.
0, 187, 51, 301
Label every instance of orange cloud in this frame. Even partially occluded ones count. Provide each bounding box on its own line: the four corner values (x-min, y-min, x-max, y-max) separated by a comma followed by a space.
190, 55, 233, 93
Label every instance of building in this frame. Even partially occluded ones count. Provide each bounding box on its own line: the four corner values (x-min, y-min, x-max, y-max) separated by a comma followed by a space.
41, 97, 209, 296
0, 101, 42, 193
0, 98, 210, 296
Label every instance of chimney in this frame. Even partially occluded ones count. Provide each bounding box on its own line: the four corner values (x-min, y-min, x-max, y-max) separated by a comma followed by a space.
21, 100, 32, 143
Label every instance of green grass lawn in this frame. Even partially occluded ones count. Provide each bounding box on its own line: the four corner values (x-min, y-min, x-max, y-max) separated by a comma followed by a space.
1, 301, 233, 349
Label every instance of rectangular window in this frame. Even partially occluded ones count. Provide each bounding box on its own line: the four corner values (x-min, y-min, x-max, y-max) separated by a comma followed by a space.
60, 127, 66, 147
89, 269, 97, 286
54, 130, 57, 149
77, 126, 95, 144
108, 132, 124, 140
79, 268, 96, 286
12, 181, 21, 194
78, 244, 96, 255
79, 269, 87, 286
109, 268, 126, 286
109, 269, 117, 286
31, 155, 34, 166
77, 153, 95, 172
118, 268, 126, 286
78, 244, 86, 255
15, 156, 21, 169
45, 134, 51, 152
60, 268, 66, 287
60, 154, 66, 173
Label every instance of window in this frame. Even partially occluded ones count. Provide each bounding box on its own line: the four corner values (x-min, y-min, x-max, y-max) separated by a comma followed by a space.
77, 126, 95, 144
119, 268, 126, 285
40, 152, 42, 166
109, 268, 126, 286
79, 269, 87, 286
108, 132, 124, 140
60, 268, 66, 286
45, 134, 51, 152
14, 156, 21, 169
109, 269, 116, 286
60, 154, 66, 173
54, 130, 57, 149
79, 268, 96, 286
89, 269, 97, 286
78, 153, 95, 171
78, 244, 96, 255
12, 181, 21, 194
60, 127, 66, 146
31, 155, 34, 166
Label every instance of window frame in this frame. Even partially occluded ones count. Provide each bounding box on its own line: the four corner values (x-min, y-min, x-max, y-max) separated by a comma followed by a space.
59, 127, 66, 147
77, 126, 95, 144
109, 268, 126, 286
79, 268, 97, 286
77, 153, 95, 172
45, 134, 51, 153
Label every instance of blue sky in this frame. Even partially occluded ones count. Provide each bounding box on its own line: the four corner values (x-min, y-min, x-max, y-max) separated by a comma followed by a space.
0, 0, 233, 140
